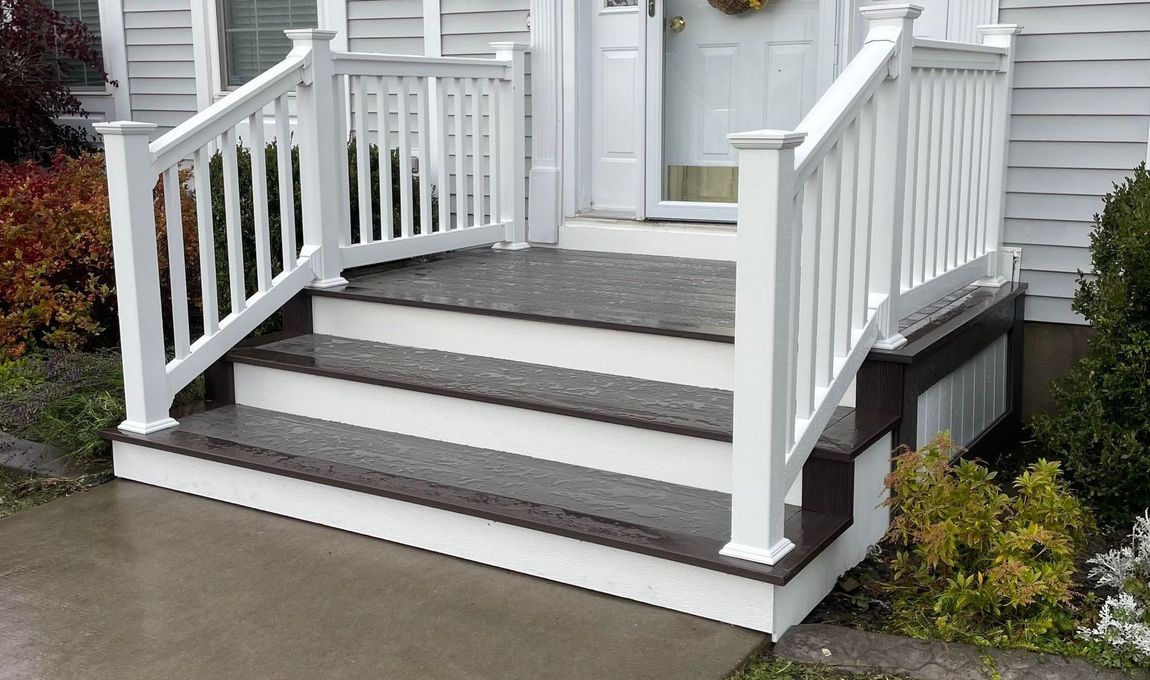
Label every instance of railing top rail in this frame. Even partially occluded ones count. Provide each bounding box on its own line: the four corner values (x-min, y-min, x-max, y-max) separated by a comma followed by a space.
332, 51, 511, 79
149, 50, 311, 173
792, 39, 895, 182
911, 38, 1006, 71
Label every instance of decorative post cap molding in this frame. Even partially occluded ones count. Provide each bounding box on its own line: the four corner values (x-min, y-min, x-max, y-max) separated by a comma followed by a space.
490, 41, 530, 53
93, 121, 158, 136
859, 3, 924, 21
977, 24, 1024, 36
728, 130, 807, 151
284, 29, 338, 41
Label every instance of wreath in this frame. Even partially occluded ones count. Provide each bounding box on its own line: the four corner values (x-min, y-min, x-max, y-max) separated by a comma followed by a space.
707, 0, 766, 14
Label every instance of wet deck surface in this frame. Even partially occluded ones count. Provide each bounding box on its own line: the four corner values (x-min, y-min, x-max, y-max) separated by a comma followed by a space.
0, 482, 764, 680
312, 248, 737, 342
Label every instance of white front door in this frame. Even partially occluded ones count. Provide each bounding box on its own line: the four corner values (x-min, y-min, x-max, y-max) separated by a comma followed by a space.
644, 0, 826, 221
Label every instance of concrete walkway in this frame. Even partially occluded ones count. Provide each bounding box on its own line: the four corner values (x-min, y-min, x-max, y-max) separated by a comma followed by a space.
0, 481, 764, 680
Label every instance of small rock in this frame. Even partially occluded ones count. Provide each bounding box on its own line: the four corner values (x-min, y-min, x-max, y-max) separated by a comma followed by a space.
837, 576, 861, 593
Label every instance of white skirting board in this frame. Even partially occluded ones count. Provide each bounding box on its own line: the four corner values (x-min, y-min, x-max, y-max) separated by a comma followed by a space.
232, 363, 734, 493
311, 296, 735, 391
558, 218, 737, 262
112, 441, 778, 633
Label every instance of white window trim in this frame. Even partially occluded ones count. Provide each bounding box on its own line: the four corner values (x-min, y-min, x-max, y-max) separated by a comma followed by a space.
191, 0, 346, 107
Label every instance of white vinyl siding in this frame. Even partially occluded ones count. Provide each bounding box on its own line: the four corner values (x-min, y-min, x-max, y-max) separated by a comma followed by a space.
123, 0, 199, 133
999, 0, 1150, 324
347, 0, 424, 54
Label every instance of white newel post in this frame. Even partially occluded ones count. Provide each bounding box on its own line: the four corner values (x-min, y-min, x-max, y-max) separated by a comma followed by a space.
95, 121, 179, 434
863, 3, 921, 350
492, 42, 530, 250
978, 24, 1023, 286
722, 130, 807, 566
287, 29, 348, 288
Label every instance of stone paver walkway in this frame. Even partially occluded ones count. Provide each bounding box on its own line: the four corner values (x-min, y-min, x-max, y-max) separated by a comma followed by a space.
0, 481, 764, 680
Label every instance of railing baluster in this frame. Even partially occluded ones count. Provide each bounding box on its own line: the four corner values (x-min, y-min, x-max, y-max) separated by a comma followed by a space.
353, 75, 374, 244
416, 76, 433, 234
835, 120, 859, 356
163, 167, 190, 360
436, 78, 450, 233
452, 79, 466, 228
248, 112, 273, 292
937, 70, 956, 273
221, 128, 246, 313
193, 147, 219, 335
397, 76, 414, 238
333, 73, 352, 247
902, 72, 921, 289
274, 95, 296, 271
795, 169, 821, 419
924, 72, 943, 280
815, 142, 840, 387
976, 72, 994, 255
914, 71, 934, 286
376, 77, 394, 240
855, 98, 877, 330
951, 71, 970, 268
469, 78, 484, 225
480, 78, 495, 225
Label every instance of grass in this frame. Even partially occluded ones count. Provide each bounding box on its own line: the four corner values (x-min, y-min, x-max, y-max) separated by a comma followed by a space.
730, 656, 910, 680
0, 467, 89, 519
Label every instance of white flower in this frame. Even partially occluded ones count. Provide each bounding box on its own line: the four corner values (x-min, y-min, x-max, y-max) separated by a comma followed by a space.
1080, 511, 1150, 664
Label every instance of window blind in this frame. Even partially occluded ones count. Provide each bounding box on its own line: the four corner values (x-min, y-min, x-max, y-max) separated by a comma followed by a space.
49, 0, 103, 90
221, 0, 318, 86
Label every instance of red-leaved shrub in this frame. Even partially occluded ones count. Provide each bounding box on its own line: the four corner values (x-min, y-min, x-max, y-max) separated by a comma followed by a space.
0, 152, 197, 357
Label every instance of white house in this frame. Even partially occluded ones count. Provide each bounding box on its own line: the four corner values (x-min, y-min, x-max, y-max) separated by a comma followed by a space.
62, 0, 1149, 638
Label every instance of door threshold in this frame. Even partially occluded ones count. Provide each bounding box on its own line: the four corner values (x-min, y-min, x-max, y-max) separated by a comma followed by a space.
559, 216, 736, 261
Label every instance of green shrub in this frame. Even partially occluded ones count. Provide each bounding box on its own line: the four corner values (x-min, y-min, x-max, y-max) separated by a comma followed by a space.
1031, 163, 1150, 528
882, 435, 1090, 648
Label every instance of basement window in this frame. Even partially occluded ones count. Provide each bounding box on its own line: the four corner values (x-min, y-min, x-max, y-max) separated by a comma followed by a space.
219, 0, 318, 87
48, 0, 104, 90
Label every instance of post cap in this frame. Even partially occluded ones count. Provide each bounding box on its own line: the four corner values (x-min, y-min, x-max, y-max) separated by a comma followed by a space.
93, 121, 159, 136
490, 41, 530, 53
977, 24, 1024, 36
284, 29, 339, 42
728, 130, 807, 151
859, 3, 924, 20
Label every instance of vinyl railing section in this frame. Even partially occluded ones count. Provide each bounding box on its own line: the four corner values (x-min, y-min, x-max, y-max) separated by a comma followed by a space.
98, 30, 527, 434
723, 4, 1020, 566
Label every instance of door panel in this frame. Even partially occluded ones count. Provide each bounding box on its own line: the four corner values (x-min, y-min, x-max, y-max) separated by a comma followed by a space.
649, 0, 821, 219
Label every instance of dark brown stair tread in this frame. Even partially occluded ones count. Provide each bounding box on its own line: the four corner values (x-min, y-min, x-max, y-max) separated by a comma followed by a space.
103, 405, 848, 585
228, 334, 899, 459
305, 248, 737, 342
228, 334, 732, 440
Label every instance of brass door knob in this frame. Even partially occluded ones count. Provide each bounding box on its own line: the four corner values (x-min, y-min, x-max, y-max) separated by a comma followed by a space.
669, 15, 686, 32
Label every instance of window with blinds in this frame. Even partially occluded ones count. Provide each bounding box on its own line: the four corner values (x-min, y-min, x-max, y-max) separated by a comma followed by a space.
220, 0, 319, 86
49, 0, 104, 90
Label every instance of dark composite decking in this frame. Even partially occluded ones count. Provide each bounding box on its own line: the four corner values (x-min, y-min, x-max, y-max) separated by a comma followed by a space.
228, 332, 897, 456
307, 248, 737, 342
106, 405, 847, 584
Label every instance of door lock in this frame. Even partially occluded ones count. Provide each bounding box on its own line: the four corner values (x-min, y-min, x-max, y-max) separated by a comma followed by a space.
669, 15, 686, 32
648, 0, 656, 18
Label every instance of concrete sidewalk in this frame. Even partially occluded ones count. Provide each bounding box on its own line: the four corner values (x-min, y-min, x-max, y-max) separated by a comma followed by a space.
0, 481, 764, 680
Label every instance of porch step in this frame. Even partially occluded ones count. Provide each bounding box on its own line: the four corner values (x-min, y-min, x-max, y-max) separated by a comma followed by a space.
305, 249, 736, 390
228, 333, 731, 441
307, 248, 736, 342
104, 404, 849, 586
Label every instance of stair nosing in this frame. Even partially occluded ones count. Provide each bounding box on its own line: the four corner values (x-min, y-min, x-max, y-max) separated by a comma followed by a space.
102, 411, 850, 586
304, 287, 737, 344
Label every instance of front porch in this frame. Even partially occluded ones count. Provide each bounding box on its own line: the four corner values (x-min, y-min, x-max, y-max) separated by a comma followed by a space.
94, 4, 1026, 638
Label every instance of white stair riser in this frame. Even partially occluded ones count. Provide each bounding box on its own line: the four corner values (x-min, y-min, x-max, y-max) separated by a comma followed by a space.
113, 441, 778, 633
232, 363, 733, 492
310, 296, 735, 391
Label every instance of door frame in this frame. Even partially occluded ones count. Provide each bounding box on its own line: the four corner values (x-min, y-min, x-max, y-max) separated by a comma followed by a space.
640, 0, 844, 222
561, 0, 850, 225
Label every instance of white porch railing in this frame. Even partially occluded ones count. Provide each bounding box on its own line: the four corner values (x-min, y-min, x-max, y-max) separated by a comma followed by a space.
97, 30, 527, 434
724, 4, 1021, 565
